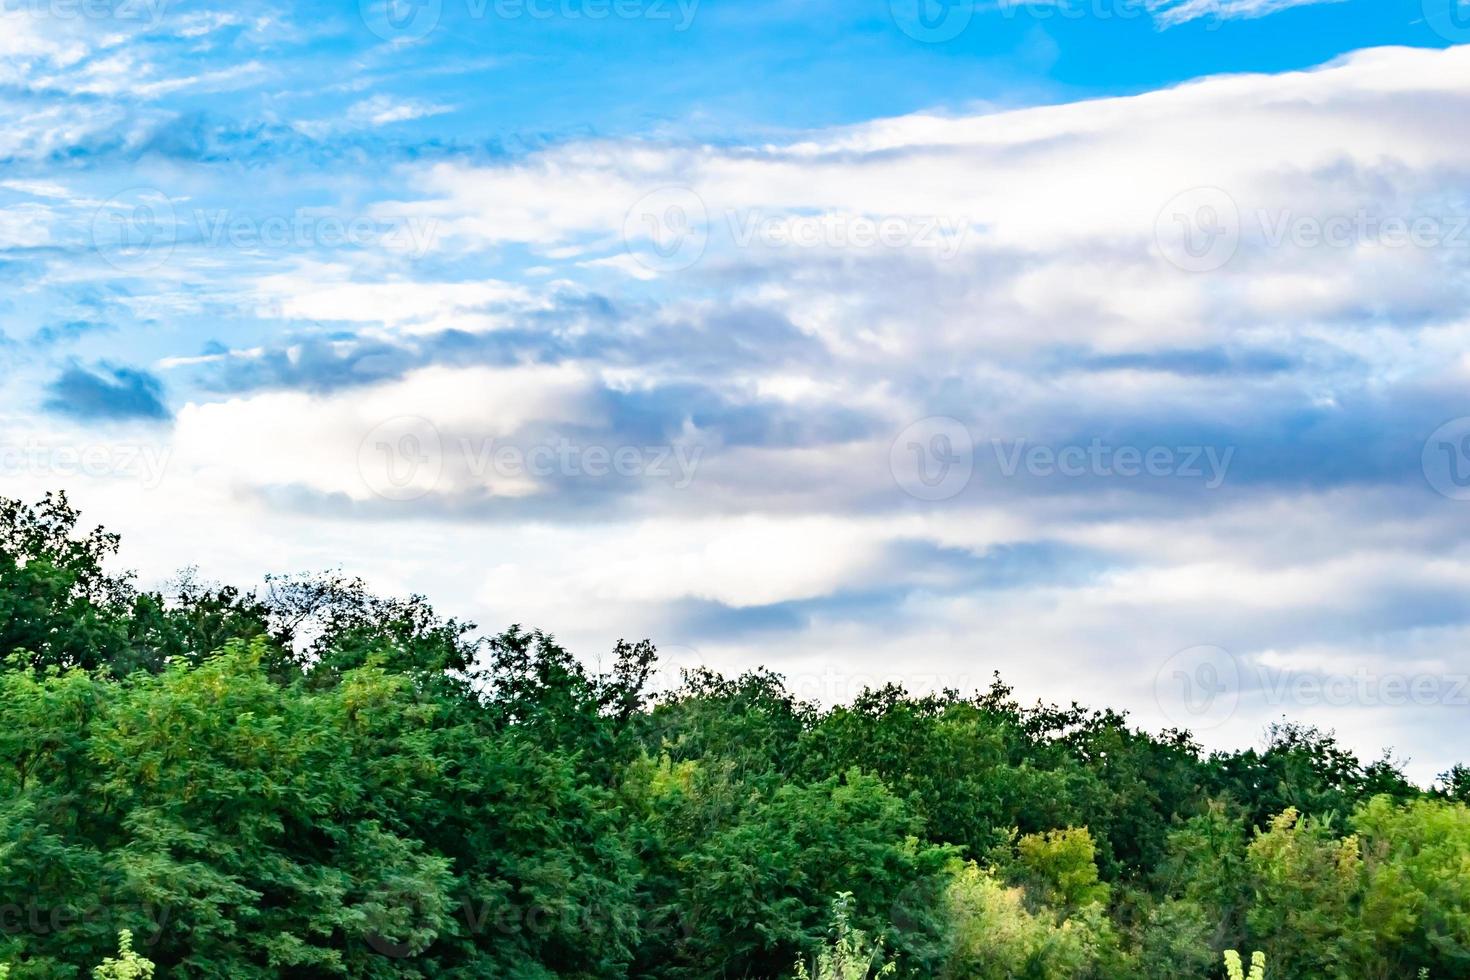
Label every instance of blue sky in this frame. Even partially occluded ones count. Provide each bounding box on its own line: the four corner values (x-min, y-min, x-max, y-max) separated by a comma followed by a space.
4, 0, 1470, 781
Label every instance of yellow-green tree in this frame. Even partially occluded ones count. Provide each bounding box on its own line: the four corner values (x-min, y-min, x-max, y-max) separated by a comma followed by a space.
1223, 949, 1265, 980
792, 894, 897, 980
93, 931, 155, 980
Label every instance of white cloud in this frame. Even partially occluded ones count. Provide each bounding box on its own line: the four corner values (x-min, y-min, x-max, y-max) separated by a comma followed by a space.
380, 45, 1470, 370
249, 264, 537, 331
1146, 0, 1346, 27
346, 94, 453, 127
170, 363, 600, 501
10, 41, 1470, 782
0, 178, 72, 199
0, 202, 58, 248
479, 515, 890, 611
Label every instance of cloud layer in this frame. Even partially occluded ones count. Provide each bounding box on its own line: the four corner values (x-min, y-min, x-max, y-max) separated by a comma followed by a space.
1, 0, 1467, 783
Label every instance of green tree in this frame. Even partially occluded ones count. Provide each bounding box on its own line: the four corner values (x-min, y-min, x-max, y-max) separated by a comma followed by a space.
792, 894, 897, 980
1207, 723, 1414, 829
3, 491, 1466, 980
801, 684, 1082, 862
1350, 795, 1470, 976
1245, 807, 1362, 978
942, 860, 1123, 979
627, 761, 954, 978
93, 931, 155, 980
1014, 827, 1111, 910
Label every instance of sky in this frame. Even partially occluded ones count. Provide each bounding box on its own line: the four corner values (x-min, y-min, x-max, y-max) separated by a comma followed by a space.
3, 0, 1470, 781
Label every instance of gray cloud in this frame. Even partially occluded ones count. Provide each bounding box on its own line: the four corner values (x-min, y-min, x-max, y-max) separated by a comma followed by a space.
44, 361, 171, 421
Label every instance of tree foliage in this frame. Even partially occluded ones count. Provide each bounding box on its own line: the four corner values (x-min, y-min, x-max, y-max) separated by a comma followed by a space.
0, 494, 1463, 978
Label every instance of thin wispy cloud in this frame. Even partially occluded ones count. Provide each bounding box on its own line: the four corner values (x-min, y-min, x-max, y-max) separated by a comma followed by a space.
1147, 0, 1346, 27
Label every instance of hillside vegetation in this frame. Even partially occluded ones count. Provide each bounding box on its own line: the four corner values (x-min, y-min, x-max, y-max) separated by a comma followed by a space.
2, 493, 1468, 978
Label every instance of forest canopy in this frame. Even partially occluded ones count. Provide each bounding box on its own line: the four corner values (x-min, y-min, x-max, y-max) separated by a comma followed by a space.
1, 492, 1467, 978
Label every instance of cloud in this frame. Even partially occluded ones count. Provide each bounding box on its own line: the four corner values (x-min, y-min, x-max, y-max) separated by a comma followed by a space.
43, 362, 172, 421
7, 36, 1470, 783
248, 265, 529, 331
169, 363, 601, 501
345, 95, 454, 128
31, 320, 113, 347
188, 335, 417, 394
141, 45, 1470, 533
379, 46, 1470, 370
1145, 0, 1347, 27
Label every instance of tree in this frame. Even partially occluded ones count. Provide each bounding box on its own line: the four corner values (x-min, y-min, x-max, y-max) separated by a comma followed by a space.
93, 931, 155, 980
942, 860, 1123, 979
1207, 723, 1414, 829
792, 894, 897, 980
1223, 950, 1266, 980
801, 685, 1082, 863
1244, 807, 1361, 978
1014, 827, 1111, 910
626, 762, 954, 978
2, 491, 1465, 980
0, 492, 137, 672
1351, 796, 1470, 976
